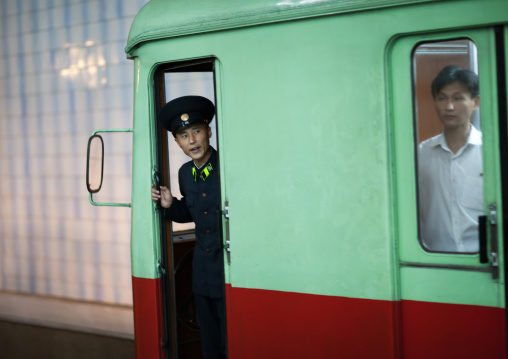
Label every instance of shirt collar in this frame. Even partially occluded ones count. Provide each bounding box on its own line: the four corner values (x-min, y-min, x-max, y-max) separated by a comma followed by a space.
434, 125, 482, 152
468, 125, 482, 145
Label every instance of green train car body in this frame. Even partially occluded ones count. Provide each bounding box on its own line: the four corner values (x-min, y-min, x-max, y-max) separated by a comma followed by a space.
102, 0, 508, 357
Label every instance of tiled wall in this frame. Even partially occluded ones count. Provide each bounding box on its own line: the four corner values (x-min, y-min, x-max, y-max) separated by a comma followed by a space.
0, 0, 150, 306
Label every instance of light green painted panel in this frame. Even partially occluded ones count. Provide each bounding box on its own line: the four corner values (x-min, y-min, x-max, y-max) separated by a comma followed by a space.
218, 16, 393, 301
217, 0, 508, 301
215, 58, 231, 286
126, 0, 439, 55
130, 58, 162, 280
400, 267, 501, 307
129, 12, 397, 298
127, 0, 508, 297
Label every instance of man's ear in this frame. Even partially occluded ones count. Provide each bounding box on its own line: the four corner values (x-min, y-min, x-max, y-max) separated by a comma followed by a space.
174, 137, 183, 149
207, 126, 212, 138
474, 95, 480, 110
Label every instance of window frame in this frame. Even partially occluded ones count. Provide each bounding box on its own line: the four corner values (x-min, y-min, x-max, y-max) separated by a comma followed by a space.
411, 37, 482, 255
389, 28, 499, 269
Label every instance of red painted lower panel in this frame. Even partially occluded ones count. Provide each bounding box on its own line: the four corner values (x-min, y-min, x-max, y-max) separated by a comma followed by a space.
129, 279, 506, 358
132, 276, 165, 359
225, 285, 400, 359
402, 300, 506, 359
225, 285, 507, 359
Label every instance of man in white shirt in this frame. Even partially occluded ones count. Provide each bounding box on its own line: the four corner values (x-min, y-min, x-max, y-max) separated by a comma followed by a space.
418, 65, 482, 253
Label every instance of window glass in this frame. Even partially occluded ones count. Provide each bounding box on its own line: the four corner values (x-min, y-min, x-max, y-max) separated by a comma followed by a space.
413, 39, 484, 253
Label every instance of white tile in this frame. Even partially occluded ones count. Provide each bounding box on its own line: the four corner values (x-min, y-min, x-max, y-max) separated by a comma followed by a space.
24, 73, 37, 96
5, 1, 19, 17
51, 28, 66, 51
123, 1, 139, 17
8, 55, 19, 76
6, 15, 20, 37
104, 1, 117, 20
21, 12, 33, 34
1, 1, 139, 307
73, 23, 86, 45
37, 8, 50, 31
9, 97, 21, 117
51, 6, 65, 28
87, 22, 101, 42
86, 1, 101, 23
7, 36, 20, 57
70, 2, 83, 25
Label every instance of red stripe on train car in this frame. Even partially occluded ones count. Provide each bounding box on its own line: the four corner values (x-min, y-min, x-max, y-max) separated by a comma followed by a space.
225, 285, 400, 359
402, 299, 506, 359
130, 280, 506, 358
226, 285, 507, 359
132, 276, 166, 359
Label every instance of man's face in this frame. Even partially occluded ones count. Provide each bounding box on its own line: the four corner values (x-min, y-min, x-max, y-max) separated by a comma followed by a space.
174, 124, 212, 167
433, 81, 479, 131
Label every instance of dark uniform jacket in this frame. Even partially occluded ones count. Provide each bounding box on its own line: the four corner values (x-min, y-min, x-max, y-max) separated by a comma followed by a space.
163, 148, 223, 298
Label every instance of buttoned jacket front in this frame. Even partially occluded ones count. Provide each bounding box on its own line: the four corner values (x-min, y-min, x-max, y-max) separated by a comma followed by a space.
163, 148, 223, 298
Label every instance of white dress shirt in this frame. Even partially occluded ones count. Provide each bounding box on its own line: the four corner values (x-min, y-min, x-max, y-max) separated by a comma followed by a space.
418, 125, 484, 253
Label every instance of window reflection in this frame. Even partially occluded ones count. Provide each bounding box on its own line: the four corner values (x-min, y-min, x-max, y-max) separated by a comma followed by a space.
413, 39, 483, 253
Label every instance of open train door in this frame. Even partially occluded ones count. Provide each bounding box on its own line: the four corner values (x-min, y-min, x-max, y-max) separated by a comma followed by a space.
390, 27, 508, 358
153, 58, 225, 359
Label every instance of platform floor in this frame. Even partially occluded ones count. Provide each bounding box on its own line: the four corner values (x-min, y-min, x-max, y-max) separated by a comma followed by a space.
0, 320, 135, 359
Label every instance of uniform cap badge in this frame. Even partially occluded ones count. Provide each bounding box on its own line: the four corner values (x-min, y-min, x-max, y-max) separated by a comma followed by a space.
181, 113, 189, 122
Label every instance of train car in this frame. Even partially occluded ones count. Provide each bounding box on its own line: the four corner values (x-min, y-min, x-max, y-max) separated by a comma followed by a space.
86, 0, 508, 358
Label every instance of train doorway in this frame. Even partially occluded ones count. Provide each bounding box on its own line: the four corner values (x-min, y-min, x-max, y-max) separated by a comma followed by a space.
154, 58, 226, 359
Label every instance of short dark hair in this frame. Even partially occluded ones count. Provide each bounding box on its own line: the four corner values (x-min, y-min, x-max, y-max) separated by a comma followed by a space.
431, 65, 479, 98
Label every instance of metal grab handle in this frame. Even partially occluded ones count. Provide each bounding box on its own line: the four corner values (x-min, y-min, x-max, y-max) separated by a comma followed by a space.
478, 215, 488, 264
153, 169, 161, 208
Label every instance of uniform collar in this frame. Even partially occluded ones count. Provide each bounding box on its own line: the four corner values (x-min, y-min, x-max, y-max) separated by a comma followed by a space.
193, 147, 217, 169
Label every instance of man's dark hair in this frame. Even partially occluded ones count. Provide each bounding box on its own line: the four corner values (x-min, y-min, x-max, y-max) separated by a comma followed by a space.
431, 65, 479, 98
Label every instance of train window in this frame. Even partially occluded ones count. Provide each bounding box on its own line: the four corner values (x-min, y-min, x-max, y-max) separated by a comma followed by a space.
412, 39, 483, 254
